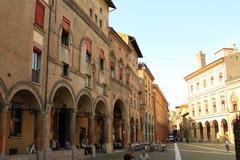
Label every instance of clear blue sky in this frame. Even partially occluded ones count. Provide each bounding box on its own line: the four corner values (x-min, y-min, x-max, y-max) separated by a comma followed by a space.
109, 0, 240, 110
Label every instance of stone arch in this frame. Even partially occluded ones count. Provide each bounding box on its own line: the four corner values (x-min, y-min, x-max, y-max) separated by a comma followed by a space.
212, 120, 219, 141
113, 98, 126, 148
50, 81, 75, 148
205, 121, 211, 141
93, 97, 108, 152
221, 119, 228, 139
198, 122, 203, 142
75, 89, 94, 150
49, 80, 76, 108
113, 97, 126, 119
7, 81, 43, 110
93, 96, 108, 116
7, 85, 43, 154
192, 122, 197, 140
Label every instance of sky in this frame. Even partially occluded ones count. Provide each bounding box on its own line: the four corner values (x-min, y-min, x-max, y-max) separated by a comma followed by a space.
109, 0, 240, 110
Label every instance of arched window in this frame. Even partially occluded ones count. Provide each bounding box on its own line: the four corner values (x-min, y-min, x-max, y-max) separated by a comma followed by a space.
61, 17, 70, 47
99, 49, 105, 71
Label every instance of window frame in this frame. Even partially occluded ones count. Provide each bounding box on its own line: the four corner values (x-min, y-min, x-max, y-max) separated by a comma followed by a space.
32, 47, 41, 83
62, 63, 69, 76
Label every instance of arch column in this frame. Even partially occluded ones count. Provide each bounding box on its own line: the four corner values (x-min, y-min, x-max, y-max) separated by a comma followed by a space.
142, 122, 145, 143
70, 109, 77, 147
203, 127, 208, 142
133, 124, 136, 143
45, 103, 53, 149
122, 119, 126, 147
196, 127, 200, 142
190, 128, 194, 142
211, 126, 216, 142
104, 116, 112, 153
88, 113, 95, 157
0, 104, 8, 155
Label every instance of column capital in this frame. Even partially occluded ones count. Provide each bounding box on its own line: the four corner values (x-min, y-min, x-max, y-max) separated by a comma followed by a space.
87, 112, 94, 118
71, 108, 78, 113
0, 103, 9, 112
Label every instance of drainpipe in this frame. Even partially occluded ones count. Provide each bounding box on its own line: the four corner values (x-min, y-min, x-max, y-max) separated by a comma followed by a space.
42, 0, 53, 159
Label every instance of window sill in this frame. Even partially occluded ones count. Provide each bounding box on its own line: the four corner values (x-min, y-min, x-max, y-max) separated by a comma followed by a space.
85, 86, 92, 90
61, 74, 71, 81
99, 69, 105, 73
33, 23, 45, 34
8, 136, 24, 139
61, 43, 70, 50
31, 81, 41, 86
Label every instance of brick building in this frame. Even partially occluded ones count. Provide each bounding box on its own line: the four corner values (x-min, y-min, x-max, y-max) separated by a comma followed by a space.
0, 0, 168, 159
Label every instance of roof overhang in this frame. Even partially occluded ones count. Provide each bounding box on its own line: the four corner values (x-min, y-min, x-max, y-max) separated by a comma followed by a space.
129, 36, 143, 58
105, 0, 116, 9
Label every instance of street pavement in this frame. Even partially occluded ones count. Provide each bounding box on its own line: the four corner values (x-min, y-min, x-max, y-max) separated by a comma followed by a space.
84, 143, 236, 160
177, 142, 235, 160
84, 144, 175, 160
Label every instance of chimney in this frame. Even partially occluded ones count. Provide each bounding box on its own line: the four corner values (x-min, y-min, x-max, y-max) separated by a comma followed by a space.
196, 51, 206, 69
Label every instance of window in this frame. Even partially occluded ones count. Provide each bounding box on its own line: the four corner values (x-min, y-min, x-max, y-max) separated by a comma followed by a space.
119, 67, 123, 81
203, 79, 206, 88
90, 8, 93, 18
126, 71, 130, 84
95, 14, 98, 23
210, 76, 214, 85
86, 75, 91, 88
61, 17, 70, 47
62, 63, 69, 76
100, 19, 102, 28
198, 105, 201, 116
233, 104, 238, 112
219, 72, 223, 81
190, 85, 193, 93
35, 0, 45, 28
212, 102, 216, 113
100, 8, 103, 16
10, 104, 22, 137
221, 100, 225, 111
192, 107, 195, 117
205, 104, 209, 114
99, 49, 105, 71
110, 62, 115, 78
32, 47, 41, 83
86, 37, 92, 62
196, 82, 199, 90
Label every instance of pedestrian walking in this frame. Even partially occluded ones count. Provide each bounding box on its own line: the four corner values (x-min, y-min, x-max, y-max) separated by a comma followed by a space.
225, 139, 230, 151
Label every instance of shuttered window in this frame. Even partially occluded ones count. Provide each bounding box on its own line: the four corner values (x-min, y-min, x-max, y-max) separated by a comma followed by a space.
35, 0, 45, 28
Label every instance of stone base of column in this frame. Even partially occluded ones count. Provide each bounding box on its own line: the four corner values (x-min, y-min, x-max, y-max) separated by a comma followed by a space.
103, 143, 113, 153
91, 144, 96, 158
43, 147, 52, 160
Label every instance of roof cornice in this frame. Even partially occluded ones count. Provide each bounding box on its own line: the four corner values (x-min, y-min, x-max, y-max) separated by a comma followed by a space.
184, 58, 224, 81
